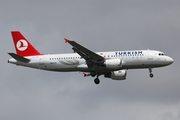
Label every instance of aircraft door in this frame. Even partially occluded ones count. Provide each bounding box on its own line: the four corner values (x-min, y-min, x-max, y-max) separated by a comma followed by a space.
148, 53, 153, 60
39, 57, 45, 65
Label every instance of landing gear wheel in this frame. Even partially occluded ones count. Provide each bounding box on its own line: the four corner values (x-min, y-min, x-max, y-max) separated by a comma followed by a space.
149, 68, 154, 78
94, 78, 100, 84
90, 71, 96, 77
150, 73, 153, 78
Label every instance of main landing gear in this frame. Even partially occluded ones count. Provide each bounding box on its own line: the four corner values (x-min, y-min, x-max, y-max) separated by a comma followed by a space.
94, 77, 100, 84
90, 71, 100, 84
90, 71, 96, 77
149, 68, 154, 78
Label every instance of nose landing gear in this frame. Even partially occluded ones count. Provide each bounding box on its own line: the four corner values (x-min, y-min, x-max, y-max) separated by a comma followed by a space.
149, 68, 154, 78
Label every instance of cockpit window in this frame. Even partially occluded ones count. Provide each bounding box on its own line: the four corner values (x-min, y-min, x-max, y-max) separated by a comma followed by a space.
159, 53, 165, 56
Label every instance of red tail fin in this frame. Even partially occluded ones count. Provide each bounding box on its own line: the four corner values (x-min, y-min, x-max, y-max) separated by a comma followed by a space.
11, 31, 43, 57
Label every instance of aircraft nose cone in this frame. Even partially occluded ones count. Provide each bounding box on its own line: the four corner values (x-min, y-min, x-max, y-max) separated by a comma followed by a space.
168, 57, 174, 64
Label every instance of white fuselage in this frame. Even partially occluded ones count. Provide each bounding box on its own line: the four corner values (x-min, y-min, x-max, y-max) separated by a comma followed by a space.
8, 50, 173, 72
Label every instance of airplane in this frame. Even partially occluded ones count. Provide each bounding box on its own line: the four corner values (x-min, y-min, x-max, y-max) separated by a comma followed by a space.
8, 31, 174, 84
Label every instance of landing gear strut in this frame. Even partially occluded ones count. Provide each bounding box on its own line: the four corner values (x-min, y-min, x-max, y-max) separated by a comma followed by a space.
149, 68, 153, 78
90, 71, 100, 84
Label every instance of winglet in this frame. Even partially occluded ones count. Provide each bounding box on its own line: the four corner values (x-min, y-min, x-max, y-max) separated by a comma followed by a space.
83, 73, 87, 77
83, 73, 91, 77
64, 38, 70, 43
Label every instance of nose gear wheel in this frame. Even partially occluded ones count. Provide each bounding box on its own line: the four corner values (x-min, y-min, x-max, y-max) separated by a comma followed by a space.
149, 68, 154, 78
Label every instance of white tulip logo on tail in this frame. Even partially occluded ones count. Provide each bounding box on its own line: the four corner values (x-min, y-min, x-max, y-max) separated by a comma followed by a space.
16, 40, 28, 51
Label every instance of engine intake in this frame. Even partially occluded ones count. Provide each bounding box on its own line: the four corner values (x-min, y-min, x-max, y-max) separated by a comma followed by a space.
104, 70, 127, 80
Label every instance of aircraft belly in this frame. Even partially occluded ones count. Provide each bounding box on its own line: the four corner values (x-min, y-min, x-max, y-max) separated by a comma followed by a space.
123, 59, 168, 69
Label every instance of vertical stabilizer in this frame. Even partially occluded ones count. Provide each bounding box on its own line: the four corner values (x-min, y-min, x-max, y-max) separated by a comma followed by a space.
11, 31, 43, 57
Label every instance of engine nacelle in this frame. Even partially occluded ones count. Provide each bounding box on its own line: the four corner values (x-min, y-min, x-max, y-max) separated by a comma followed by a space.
104, 59, 122, 70
104, 70, 127, 80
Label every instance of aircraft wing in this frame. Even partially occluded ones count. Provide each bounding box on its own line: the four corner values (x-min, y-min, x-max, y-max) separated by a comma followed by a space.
64, 38, 104, 64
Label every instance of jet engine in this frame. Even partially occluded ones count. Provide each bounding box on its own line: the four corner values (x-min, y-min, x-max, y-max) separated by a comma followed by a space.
104, 59, 122, 70
104, 70, 127, 80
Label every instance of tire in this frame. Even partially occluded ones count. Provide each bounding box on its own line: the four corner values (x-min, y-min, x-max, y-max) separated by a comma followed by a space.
90, 71, 96, 77
150, 73, 153, 78
94, 78, 100, 84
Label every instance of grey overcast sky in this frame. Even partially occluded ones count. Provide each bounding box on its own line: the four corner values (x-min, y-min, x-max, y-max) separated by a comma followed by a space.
1, 0, 180, 120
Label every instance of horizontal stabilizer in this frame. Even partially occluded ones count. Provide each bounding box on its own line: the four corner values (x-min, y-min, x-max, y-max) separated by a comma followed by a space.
8, 53, 30, 63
